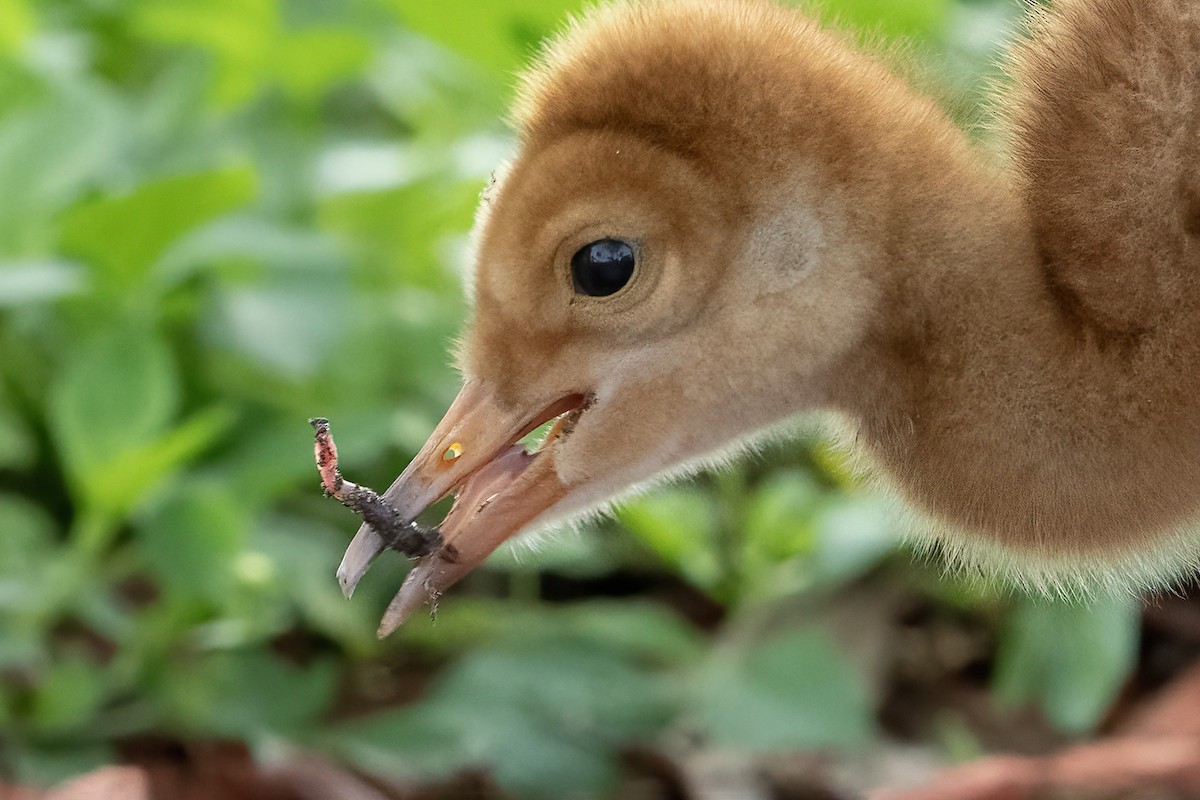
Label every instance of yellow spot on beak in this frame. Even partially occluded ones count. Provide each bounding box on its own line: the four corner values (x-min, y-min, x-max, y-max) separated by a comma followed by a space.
443, 442, 463, 462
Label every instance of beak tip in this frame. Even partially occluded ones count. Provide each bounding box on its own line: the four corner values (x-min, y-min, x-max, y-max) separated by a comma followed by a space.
338, 525, 388, 600
376, 618, 403, 639
376, 559, 443, 637
376, 592, 422, 638
336, 557, 365, 599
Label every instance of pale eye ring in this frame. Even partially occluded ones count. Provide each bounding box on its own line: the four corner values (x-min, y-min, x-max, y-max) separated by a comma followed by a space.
571, 238, 636, 297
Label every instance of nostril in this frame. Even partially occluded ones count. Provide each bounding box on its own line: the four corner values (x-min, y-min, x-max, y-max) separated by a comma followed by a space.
442, 441, 464, 462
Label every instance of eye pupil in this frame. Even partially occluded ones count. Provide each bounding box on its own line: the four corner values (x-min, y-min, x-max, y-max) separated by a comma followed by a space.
571, 238, 636, 297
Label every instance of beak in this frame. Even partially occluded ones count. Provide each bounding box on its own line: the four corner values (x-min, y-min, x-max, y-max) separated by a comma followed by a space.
336, 380, 587, 636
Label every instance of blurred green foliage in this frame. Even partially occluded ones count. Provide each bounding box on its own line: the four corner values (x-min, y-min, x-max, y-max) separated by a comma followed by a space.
0, 0, 1141, 796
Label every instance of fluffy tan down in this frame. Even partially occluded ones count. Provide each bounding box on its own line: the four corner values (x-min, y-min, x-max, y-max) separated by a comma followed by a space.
456, 0, 1200, 593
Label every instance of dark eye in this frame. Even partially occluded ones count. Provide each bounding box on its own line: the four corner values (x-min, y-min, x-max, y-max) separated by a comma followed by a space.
571, 238, 636, 297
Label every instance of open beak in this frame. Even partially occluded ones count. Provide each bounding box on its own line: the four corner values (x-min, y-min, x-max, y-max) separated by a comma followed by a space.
337, 380, 588, 636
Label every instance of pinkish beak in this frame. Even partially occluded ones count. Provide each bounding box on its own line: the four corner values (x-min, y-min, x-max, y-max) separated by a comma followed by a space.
336, 381, 588, 636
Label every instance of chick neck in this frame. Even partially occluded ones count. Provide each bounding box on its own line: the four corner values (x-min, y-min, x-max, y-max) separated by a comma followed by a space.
811, 116, 1197, 582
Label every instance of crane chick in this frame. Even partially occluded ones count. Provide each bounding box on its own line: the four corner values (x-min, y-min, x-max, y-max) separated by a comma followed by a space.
338, 0, 1200, 634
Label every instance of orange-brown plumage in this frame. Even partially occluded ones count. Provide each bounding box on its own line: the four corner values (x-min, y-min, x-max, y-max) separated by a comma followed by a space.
340, 0, 1200, 632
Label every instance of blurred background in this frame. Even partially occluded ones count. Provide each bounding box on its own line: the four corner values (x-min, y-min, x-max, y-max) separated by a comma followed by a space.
1, 0, 1197, 798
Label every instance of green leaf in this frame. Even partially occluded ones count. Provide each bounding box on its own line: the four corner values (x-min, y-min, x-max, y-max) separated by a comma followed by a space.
327, 641, 675, 799
210, 279, 349, 376
60, 166, 257, 289
49, 325, 233, 516
82, 406, 235, 517
0, 84, 121, 254
743, 471, 821, 564
365, 34, 505, 139
30, 656, 109, 735
319, 704, 466, 785
50, 326, 178, 494
253, 516, 380, 654
137, 482, 249, 604
133, 0, 277, 107
805, 0, 952, 40
620, 488, 722, 591
158, 217, 353, 375
485, 526, 620, 578
0, 260, 86, 306
811, 497, 896, 585
273, 29, 371, 102
317, 178, 481, 293
993, 595, 1139, 733
0, 494, 56, 584
215, 413, 335, 504
0, 390, 35, 470
158, 650, 337, 739
479, 643, 672, 734
0, 0, 32, 54
693, 627, 873, 752
392, 0, 586, 76
555, 602, 704, 666
9, 742, 114, 790
394, 599, 704, 667
156, 216, 343, 287
0, 496, 59, 659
